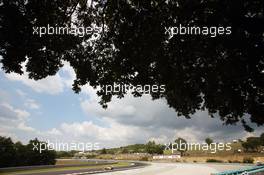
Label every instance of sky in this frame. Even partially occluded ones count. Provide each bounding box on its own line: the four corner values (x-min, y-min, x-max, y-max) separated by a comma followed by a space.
0, 61, 263, 150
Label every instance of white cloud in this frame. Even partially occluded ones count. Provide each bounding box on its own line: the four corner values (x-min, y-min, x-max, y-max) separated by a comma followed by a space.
1, 61, 263, 148
58, 119, 142, 147
16, 89, 27, 97
15, 109, 31, 120
60, 61, 76, 88
0, 102, 34, 135
81, 85, 99, 100
14, 89, 41, 110
77, 88, 263, 146
0, 93, 262, 148
25, 99, 40, 109
5, 61, 75, 95
0, 129, 18, 141
0, 102, 30, 120
0, 89, 10, 102
17, 122, 35, 132
6, 73, 64, 95
45, 128, 62, 136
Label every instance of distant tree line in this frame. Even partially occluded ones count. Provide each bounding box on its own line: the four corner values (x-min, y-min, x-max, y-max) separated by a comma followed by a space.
0, 136, 56, 168
79, 134, 264, 157
242, 133, 264, 152
56, 150, 78, 158
99, 141, 164, 155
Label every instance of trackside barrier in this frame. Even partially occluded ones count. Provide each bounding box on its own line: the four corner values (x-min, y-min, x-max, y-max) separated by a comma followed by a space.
211, 166, 264, 175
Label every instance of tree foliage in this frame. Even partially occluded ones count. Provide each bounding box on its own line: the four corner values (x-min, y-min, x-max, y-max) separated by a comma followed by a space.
241, 133, 264, 152
0, 136, 16, 167
1, 0, 264, 131
101, 148, 107, 154
145, 141, 164, 155
174, 137, 187, 156
205, 138, 213, 145
56, 150, 78, 158
0, 136, 56, 168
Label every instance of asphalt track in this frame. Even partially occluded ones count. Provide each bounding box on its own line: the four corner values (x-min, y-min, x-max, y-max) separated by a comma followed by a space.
0, 162, 251, 175
0, 162, 146, 175
97, 162, 251, 175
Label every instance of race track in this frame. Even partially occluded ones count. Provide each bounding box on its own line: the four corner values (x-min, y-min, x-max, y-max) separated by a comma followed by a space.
98, 162, 250, 175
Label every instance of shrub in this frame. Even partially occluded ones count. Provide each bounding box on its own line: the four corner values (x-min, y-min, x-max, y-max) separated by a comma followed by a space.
243, 157, 254, 163
228, 160, 241, 163
173, 159, 181, 162
86, 155, 96, 159
140, 156, 149, 161
206, 159, 223, 163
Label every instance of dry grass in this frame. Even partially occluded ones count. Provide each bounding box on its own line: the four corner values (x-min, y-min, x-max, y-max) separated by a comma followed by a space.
180, 155, 264, 163
56, 159, 96, 165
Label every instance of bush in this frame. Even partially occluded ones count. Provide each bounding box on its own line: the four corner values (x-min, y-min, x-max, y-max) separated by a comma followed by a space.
86, 155, 96, 159
140, 157, 149, 161
193, 160, 197, 163
243, 157, 254, 163
228, 160, 241, 163
206, 159, 223, 163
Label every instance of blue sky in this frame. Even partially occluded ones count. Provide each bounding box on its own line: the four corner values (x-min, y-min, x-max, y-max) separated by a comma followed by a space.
0, 69, 86, 130
0, 61, 263, 149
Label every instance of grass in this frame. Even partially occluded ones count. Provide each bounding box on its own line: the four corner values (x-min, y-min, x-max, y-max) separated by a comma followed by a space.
55, 159, 97, 165
0, 162, 130, 175
163, 142, 264, 157
161, 142, 264, 163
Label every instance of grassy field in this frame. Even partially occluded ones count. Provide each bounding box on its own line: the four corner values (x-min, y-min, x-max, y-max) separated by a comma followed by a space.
162, 142, 264, 163
93, 142, 264, 163
174, 155, 264, 163
55, 159, 98, 165
163, 142, 243, 155
0, 162, 130, 175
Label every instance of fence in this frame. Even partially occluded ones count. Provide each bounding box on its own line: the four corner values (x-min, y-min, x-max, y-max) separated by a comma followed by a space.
212, 166, 264, 175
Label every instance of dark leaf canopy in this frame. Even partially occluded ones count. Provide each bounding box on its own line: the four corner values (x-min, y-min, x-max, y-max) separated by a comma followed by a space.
0, 0, 263, 131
